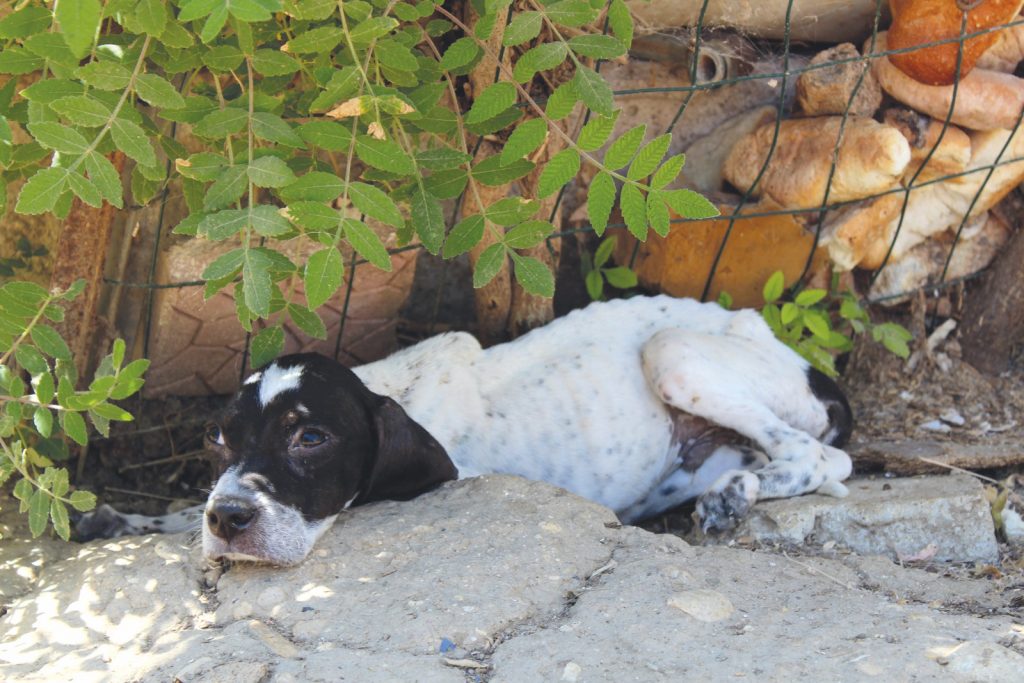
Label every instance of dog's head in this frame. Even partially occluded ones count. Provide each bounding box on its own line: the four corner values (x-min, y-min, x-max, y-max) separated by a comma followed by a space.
202, 353, 457, 566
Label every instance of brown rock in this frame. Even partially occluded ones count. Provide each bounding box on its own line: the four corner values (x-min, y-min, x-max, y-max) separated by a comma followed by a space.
796, 43, 882, 117
820, 193, 904, 271
723, 116, 911, 209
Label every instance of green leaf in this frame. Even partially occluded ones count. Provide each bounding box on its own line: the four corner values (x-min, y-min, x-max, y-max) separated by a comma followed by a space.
513, 42, 568, 83
27, 121, 89, 154
376, 39, 419, 72
568, 34, 626, 59
74, 60, 132, 90
420, 169, 464, 199
20, 79, 84, 104
577, 112, 619, 152
545, 0, 599, 27
32, 324, 72, 360
466, 82, 517, 125
647, 190, 671, 237
249, 204, 291, 237
0, 6, 52, 39
660, 188, 719, 219
594, 236, 616, 268
202, 248, 245, 280
60, 410, 88, 446
473, 243, 505, 288
134, 74, 186, 109
252, 49, 300, 76
803, 310, 831, 341
503, 12, 543, 46
251, 112, 304, 148
472, 155, 534, 187
136, 0, 168, 36
200, 5, 229, 43
90, 402, 133, 421
415, 147, 471, 171
283, 26, 343, 53
18, 169, 60, 216
443, 214, 485, 258
794, 289, 828, 307
199, 209, 247, 240
287, 304, 327, 340
110, 118, 157, 167
56, 0, 101, 59
573, 66, 614, 117
344, 218, 392, 271
781, 302, 800, 325
762, 271, 785, 304
511, 253, 554, 297
51, 95, 112, 127
50, 498, 70, 541
607, 0, 634, 49
355, 136, 415, 175
585, 269, 603, 300
193, 107, 248, 138
178, 0, 219, 22
545, 83, 578, 120
28, 490, 49, 537
348, 15, 398, 45
284, 202, 338, 232
247, 156, 297, 188
69, 489, 97, 512
203, 165, 247, 210
410, 185, 445, 254
651, 154, 686, 190
487, 197, 539, 226
504, 220, 551, 249
501, 118, 546, 165
279, 171, 344, 202
587, 171, 615, 236
538, 148, 580, 198
628, 134, 671, 181
603, 266, 637, 289
620, 183, 647, 239
297, 120, 353, 151
16, 345, 49, 376
439, 37, 479, 71
604, 124, 645, 169
249, 325, 285, 369
348, 182, 404, 228
242, 248, 274, 317
203, 45, 244, 72
304, 247, 344, 309
73, 61, 131, 92
67, 171, 102, 208
0, 47, 44, 75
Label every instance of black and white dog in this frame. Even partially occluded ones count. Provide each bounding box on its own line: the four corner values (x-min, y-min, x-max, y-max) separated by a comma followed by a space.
79, 296, 853, 565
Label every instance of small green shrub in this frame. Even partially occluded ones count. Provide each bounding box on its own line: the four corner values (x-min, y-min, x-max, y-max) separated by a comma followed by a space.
0, 279, 149, 540
581, 235, 636, 300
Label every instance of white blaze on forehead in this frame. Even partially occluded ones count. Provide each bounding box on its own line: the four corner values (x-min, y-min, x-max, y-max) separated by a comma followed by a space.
243, 371, 262, 385
258, 362, 304, 407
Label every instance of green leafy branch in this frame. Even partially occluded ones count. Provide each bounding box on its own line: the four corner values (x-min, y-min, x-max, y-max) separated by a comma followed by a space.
0, 279, 149, 539
754, 271, 913, 377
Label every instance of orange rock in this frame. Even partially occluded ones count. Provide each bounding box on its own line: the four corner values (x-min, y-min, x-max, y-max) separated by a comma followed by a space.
613, 200, 829, 308
888, 0, 1024, 85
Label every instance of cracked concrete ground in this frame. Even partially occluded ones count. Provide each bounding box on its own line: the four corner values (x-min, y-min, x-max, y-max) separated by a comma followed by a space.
2, 475, 1023, 682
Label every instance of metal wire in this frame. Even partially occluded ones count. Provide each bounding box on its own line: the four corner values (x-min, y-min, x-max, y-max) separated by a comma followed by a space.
114, 1, 1024, 355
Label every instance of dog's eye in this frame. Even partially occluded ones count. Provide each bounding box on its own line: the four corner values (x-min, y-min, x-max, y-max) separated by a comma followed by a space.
205, 425, 225, 446
298, 429, 326, 447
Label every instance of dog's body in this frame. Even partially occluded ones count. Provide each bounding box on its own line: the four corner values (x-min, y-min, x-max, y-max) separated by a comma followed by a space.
78, 296, 853, 565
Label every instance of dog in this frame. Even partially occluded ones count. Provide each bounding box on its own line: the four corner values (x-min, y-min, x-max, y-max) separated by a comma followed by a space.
76, 296, 853, 565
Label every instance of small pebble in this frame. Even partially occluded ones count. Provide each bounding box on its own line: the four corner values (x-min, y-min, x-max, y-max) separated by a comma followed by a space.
919, 420, 951, 433
939, 409, 965, 427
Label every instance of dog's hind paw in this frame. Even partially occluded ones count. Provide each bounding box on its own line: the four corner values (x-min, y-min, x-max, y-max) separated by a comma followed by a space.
696, 470, 760, 534
815, 479, 849, 498
73, 504, 130, 542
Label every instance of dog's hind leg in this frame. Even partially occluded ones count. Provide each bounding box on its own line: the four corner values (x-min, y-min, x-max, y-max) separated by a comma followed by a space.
641, 323, 853, 532
74, 503, 204, 541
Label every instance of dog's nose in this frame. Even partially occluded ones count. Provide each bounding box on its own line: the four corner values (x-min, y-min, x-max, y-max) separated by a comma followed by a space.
206, 497, 257, 541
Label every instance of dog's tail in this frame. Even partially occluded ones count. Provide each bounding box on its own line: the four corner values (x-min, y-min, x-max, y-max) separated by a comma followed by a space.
807, 367, 853, 447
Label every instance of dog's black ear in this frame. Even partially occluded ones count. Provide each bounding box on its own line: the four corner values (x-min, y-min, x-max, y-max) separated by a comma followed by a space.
361, 396, 457, 503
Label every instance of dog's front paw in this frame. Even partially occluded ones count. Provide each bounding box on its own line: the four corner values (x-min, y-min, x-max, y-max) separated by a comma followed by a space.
696, 471, 760, 534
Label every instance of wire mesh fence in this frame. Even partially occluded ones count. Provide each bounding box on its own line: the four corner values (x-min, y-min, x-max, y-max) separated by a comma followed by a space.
89, 0, 1024, 381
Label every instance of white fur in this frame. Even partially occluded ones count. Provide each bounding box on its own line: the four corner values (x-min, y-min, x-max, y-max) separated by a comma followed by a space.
202, 466, 338, 566
354, 296, 851, 520
258, 362, 303, 407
